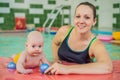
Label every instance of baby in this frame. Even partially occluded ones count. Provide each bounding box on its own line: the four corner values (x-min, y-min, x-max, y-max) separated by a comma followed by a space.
15, 31, 49, 74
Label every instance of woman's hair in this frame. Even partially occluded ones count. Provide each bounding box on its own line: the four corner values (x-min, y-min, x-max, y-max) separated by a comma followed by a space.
75, 2, 96, 19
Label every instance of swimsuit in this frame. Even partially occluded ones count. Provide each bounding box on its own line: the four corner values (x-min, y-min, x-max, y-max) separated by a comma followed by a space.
58, 27, 96, 64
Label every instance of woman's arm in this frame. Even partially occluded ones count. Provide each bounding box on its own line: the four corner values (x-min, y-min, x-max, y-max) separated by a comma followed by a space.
16, 51, 33, 74
52, 26, 71, 61
45, 40, 113, 74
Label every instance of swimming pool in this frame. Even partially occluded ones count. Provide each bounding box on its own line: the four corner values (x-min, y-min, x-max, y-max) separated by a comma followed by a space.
0, 31, 120, 60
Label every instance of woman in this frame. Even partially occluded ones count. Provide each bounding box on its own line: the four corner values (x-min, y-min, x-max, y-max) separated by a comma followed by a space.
45, 2, 113, 74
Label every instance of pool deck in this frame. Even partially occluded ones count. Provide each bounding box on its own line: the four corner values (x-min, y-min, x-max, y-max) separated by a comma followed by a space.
0, 30, 26, 37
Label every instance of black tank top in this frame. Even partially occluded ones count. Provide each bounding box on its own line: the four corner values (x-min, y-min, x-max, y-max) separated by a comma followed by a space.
58, 27, 96, 64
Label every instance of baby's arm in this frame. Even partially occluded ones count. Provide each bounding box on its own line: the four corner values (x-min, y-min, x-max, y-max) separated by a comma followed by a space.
40, 53, 49, 65
0, 57, 13, 68
16, 51, 33, 74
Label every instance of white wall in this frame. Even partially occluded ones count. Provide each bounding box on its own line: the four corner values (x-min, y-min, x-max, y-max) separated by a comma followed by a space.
67, 0, 114, 31
97, 0, 113, 31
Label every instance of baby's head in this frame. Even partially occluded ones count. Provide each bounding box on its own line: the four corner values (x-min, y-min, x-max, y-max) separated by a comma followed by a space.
27, 31, 43, 43
26, 31, 44, 56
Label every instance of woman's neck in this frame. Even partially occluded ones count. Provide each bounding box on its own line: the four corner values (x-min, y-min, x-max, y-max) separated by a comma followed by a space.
73, 29, 94, 41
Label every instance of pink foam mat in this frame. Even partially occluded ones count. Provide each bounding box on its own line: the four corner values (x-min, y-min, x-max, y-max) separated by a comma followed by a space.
0, 57, 120, 80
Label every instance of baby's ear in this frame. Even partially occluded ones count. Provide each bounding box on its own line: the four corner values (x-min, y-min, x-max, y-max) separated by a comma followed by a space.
26, 42, 28, 47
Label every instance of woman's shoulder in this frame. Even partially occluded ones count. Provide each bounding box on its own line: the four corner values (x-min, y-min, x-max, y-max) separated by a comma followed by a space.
58, 25, 71, 34
53, 25, 71, 43
92, 37, 104, 45
89, 37, 108, 57
95, 38, 105, 45
91, 37, 106, 50
56, 25, 71, 37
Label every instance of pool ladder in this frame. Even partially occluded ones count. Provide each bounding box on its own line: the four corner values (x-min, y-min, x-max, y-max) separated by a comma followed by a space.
43, 5, 64, 33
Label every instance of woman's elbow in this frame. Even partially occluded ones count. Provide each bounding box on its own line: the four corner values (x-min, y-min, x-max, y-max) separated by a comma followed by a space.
108, 64, 113, 73
105, 62, 113, 74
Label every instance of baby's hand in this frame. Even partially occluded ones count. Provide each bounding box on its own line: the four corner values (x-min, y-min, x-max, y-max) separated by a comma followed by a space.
18, 69, 33, 74
24, 69, 33, 74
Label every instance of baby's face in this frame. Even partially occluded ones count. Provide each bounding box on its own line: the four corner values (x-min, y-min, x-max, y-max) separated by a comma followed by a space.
26, 40, 44, 56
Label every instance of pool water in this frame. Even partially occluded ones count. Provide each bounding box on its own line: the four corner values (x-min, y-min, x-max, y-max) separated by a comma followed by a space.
0, 32, 54, 61
104, 42, 120, 60
0, 32, 120, 61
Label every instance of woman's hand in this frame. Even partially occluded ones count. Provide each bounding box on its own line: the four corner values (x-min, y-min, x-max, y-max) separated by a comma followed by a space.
44, 62, 69, 75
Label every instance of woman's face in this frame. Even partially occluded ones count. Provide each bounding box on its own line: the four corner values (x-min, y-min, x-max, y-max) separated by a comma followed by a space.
74, 5, 96, 34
